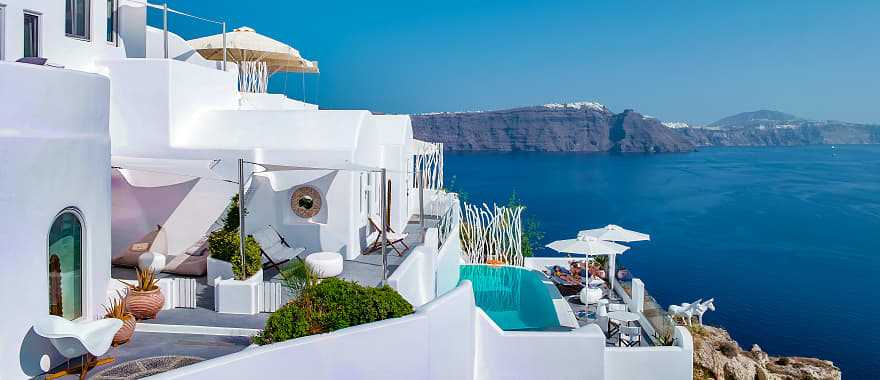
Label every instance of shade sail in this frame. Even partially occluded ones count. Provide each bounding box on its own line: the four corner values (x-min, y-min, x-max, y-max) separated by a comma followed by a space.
111, 156, 232, 187
545, 236, 630, 256
251, 161, 382, 173
578, 224, 650, 243
188, 26, 319, 74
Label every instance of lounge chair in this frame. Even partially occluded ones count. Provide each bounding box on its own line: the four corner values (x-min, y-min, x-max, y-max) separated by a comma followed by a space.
161, 236, 209, 276
33, 315, 122, 380
545, 265, 585, 297
251, 225, 305, 272
111, 225, 167, 268
364, 217, 409, 256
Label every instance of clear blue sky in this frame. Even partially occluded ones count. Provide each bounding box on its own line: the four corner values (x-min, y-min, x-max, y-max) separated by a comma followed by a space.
161, 0, 879, 124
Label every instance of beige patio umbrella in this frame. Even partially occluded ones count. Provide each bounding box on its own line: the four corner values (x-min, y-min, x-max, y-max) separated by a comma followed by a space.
188, 26, 319, 93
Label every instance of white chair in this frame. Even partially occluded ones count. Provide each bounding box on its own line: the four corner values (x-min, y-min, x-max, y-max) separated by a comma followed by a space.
619, 326, 642, 347
608, 303, 627, 312
251, 225, 305, 272
33, 315, 122, 380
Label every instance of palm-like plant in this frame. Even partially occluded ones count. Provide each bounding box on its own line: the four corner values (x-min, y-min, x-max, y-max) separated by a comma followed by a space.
652, 327, 677, 346
103, 290, 133, 319
592, 255, 609, 270
281, 259, 319, 298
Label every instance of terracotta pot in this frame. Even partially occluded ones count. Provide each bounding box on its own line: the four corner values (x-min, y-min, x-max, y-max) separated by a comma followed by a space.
112, 316, 137, 346
126, 288, 164, 320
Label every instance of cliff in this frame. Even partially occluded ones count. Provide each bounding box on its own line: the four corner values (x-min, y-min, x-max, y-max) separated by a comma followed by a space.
676, 110, 880, 147
412, 106, 880, 152
691, 325, 841, 380
411, 102, 695, 153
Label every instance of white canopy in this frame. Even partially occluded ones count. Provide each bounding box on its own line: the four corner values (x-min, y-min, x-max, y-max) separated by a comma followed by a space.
111, 156, 232, 187
578, 224, 650, 243
188, 26, 319, 73
545, 236, 630, 256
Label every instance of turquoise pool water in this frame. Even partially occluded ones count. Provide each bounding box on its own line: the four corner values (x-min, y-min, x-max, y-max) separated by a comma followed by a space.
458, 265, 559, 331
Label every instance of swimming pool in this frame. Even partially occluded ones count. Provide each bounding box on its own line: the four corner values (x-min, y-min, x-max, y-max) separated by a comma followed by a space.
458, 264, 560, 331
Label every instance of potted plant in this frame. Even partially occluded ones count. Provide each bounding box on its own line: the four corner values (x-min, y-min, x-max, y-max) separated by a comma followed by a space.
590, 256, 608, 279
103, 291, 136, 346
121, 268, 164, 320
211, 229, 263, 314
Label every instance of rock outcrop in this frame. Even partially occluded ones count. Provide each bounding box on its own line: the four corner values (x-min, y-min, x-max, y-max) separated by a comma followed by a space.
411, 103, 695, 153
411, 106, 880, 152
691, 325, 841, 380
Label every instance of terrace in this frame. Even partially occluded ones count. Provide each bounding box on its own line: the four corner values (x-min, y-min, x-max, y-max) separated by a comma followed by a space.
63, 215, 437, 378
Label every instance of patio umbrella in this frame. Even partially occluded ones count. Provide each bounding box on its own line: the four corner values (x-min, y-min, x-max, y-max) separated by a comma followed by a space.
545, 236, 630, 256
577, 224, 650, 243
188, 26, 319, 93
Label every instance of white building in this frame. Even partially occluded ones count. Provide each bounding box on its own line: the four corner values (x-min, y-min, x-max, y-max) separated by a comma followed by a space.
0, 0, 694, 379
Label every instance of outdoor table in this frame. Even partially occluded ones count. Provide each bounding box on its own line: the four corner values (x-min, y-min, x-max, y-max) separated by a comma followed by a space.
606, 310, 639, 337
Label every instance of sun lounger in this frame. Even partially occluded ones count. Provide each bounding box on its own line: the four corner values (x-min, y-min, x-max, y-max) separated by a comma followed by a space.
251, 225, 306, 272
162, 236, 209, 276
545, 265, 585, 297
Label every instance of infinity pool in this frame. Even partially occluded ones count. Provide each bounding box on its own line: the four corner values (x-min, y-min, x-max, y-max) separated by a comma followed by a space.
458, 264, 560, 331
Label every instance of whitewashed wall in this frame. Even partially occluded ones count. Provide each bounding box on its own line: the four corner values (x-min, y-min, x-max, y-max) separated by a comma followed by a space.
475, 310, 607, 380
604, 327, 694, 380
151, 282, 478, 380
0, 63, 112, 378
388, 246, 436, 307
1, 0, 125, 70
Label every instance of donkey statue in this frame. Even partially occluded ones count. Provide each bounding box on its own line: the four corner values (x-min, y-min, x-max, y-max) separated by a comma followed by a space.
694, 298, 715, 325
668, 299, 701, 326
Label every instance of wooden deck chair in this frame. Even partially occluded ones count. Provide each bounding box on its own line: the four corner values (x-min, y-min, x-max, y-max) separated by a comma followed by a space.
364, 217, 409, 256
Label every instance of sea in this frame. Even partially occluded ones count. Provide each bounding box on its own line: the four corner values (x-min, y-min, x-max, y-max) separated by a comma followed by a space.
445, 145, 880, 378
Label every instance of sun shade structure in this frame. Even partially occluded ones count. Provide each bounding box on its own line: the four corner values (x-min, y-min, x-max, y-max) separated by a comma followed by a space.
188, 26, 319, 93
545, 236, 630, 256
577, 224, 650, 243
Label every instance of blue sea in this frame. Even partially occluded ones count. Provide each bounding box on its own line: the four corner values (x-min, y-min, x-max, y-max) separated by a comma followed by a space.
446, 145, 880, 378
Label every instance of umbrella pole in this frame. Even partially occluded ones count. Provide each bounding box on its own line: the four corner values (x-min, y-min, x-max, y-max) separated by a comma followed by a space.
381, 169, 388, 283
238, 159, 246, 278
221, 22, 227, 71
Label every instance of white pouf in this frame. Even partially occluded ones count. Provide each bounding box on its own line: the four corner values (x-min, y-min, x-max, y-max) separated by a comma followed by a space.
580, 286, 603, 305
138, 252, 166, 273
305, 252, 344, 278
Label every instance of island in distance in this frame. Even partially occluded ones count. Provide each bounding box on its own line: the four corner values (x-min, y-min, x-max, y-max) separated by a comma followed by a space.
411, 103, 880, 153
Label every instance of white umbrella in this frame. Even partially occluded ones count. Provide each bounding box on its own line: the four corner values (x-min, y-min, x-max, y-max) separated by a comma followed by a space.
577, 224, 650, 243
545, 236, 630, 256
189, 27, 319, 93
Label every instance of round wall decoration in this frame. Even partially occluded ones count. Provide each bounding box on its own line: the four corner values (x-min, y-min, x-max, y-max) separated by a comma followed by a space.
291, 186, 323, 218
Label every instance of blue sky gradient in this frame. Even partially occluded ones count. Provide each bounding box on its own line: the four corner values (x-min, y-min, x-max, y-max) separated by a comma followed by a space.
160, 0, 880, 124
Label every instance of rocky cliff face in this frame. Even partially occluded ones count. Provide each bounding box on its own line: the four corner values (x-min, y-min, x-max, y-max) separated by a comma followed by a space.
691, 325, 841, 380
677, 110, 880, 147
412, 106, 880, 152
411, 103, 695, 153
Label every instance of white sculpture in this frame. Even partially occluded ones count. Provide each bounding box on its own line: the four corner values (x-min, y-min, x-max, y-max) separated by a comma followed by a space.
694, 298, 715, 325
668, 299, 702, 326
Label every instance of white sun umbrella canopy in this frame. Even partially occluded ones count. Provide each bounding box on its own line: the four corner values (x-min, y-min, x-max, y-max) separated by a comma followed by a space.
189, 26, 319, 93
578, 224, 650, 243
545, 236, 630, 256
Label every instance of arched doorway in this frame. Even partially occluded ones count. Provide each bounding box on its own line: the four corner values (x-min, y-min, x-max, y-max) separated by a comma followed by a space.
47, 209, 83, 320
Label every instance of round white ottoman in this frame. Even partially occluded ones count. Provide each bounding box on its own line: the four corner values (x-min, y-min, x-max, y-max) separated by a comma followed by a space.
138, 252, 166, 273
580, 286, 603, 305
305, 252, 344, 278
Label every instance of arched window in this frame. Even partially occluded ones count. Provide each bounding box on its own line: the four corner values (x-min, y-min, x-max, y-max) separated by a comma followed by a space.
48, 210, 83, 320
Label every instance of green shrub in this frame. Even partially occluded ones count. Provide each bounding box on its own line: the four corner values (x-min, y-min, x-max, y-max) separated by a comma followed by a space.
254, 278, 414, 345
208, 229, 262, 280
252, 304, 310, 345
222, 194, 246, 232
